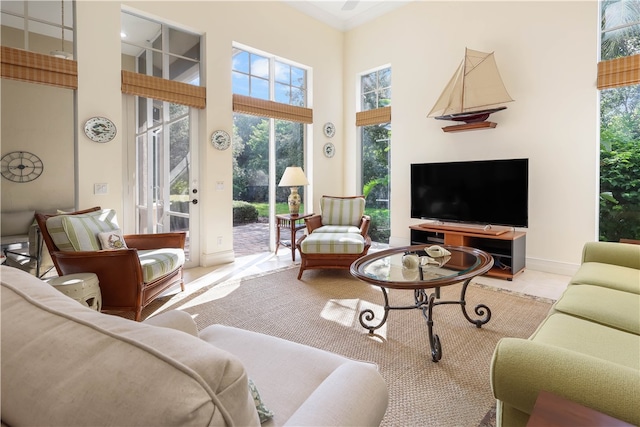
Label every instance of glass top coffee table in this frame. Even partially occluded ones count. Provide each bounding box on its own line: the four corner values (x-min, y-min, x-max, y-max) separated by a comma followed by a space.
350, 244, 494, 362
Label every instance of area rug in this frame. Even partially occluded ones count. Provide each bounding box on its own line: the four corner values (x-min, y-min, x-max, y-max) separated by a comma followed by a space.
136, 267, 553, 427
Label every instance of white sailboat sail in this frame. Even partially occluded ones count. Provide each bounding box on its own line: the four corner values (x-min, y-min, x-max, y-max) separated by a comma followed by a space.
428, 48, 514, 120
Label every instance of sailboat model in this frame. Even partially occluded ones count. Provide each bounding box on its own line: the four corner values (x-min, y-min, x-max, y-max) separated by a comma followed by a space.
428, 48, 514, 132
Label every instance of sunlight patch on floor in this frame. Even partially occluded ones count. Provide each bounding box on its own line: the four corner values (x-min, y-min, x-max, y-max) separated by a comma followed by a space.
177, 279, 242, 310
321, 298, 388, 338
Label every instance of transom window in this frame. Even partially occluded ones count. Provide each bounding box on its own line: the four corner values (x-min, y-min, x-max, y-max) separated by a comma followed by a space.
600, 0, 640, 60
232, 47, 307, 106
361, 68, 391, 111
121, 11, 201, 85
0, 0, 74, 56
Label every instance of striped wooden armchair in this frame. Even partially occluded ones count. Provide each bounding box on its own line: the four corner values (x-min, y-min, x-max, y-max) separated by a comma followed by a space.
296, 195, 371, 279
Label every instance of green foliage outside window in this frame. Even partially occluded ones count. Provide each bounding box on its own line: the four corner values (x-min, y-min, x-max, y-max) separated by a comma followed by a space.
599, 1, 640, 241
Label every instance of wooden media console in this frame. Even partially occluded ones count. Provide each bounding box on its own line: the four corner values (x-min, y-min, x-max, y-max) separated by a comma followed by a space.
409, 223, 526, 280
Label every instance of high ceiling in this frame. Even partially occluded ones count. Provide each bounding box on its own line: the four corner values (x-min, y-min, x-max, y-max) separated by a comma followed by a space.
284, 0, 411, 31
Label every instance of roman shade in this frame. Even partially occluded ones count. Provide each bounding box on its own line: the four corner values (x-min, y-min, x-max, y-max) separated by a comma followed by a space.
121, 70, 206, 109
355, 106, 391, 126
1, 46, 77, 89
232, 94, 313, 124
597, 54, 640, 90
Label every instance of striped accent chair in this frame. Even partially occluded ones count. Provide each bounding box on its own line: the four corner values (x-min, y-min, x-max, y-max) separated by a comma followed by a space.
296, 196, 371, 279
35, 207, 186, 321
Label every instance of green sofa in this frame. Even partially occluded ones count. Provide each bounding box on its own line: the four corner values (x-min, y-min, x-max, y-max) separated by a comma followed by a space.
490, 241, 640, 427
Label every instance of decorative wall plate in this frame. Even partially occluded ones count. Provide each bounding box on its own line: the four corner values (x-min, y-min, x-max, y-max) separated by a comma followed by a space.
211, 130, 231, 150
1, 151, 44, 183
323, 142, 335, 158
323, 122, 336, 138
84, 116, 117, 143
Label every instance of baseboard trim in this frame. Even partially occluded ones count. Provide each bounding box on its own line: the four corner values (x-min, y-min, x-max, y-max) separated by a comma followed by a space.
525, 257, 580, 276
201, 250, 234, 267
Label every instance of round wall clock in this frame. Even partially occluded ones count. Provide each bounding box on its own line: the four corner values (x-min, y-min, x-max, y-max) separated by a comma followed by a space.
323, 142, 336, 158
323, 122, 336, 138
84, 117, 117, 143
211, 130, 231, 150
1, 151, 44, 183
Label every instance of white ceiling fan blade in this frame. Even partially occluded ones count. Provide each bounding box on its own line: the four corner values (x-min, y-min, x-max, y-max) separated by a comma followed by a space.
341, 0, 359, 11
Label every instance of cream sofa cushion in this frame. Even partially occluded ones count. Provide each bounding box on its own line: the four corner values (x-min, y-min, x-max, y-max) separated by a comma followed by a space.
200, 324, 389, 427
1, 266, 259, 427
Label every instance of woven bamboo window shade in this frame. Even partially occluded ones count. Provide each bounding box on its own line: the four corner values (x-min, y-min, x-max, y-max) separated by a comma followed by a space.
355, 106, 391, 126
232, 94, 313, 124
597, 54, 640, 90
121, 70, 206, 109
1, 46, 77, 89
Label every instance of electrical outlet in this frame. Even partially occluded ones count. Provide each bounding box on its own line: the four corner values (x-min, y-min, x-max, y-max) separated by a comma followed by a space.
216, 181, 224, 191
217, 236, 223, 245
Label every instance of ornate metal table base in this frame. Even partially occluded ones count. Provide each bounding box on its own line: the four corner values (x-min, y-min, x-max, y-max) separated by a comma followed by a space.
359, 278, 491, 362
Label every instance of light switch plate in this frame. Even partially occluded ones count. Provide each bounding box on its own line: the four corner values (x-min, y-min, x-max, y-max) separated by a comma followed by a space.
94, 183, 108, 195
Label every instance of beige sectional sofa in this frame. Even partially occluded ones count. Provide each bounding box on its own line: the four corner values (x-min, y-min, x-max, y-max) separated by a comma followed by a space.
1, 266, 388, 426
491, 241, 640, 427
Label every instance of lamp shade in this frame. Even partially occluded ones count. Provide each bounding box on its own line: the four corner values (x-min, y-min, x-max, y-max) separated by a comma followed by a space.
278, 167, 309, 187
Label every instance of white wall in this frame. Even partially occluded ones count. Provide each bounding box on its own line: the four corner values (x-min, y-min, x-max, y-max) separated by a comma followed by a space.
344, 1, 599, 274
0, 28, 75, 213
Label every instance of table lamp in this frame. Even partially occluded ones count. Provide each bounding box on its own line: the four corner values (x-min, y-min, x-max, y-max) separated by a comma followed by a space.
278, 166, 309, 215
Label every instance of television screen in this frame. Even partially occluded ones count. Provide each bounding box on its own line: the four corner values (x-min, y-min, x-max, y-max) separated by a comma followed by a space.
411, 158, 528, 228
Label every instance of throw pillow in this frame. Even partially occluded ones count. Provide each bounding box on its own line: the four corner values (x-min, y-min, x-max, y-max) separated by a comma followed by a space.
248, 378, 274, 423
60, 209, 119, 251
98, 229, 128, 250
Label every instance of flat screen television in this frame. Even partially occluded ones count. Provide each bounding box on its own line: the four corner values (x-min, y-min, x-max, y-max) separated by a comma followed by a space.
411, 158, 528, 228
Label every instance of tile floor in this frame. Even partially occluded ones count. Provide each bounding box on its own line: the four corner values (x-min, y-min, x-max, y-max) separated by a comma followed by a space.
184, 245, 571, 301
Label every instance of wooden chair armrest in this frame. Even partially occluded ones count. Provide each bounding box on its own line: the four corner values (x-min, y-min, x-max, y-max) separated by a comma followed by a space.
304, 215, 323, 234
52, 249, 145, 305
123, 231, 186, 250
360, 215, 371, 237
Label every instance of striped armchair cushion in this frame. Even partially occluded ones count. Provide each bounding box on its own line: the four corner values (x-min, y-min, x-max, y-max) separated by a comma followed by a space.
300, 232, 365, 254
47, 209, 119, 251
320, 197, 365, 227
138, 248, 185, 283
313, 225, 361, 234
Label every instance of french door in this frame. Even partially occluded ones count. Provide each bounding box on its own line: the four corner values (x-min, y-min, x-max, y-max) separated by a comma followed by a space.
135, 97, 199, 267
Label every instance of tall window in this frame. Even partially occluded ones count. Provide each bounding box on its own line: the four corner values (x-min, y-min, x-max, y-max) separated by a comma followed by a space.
598, 0, 640, 241
121, 11, 202, 262
358, 67, 391, 244
231, 46, 309, 255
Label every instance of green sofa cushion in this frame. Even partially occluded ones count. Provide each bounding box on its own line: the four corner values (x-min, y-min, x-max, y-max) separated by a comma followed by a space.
570, 262, 640, 294
553, 285, 640, 334
530, 313, 640, 369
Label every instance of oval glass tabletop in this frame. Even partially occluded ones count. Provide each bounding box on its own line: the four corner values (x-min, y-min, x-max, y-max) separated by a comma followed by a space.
350, 244, 494, 289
